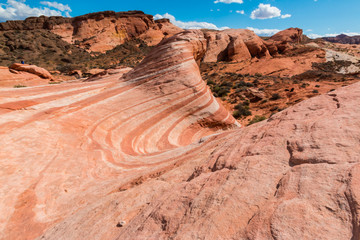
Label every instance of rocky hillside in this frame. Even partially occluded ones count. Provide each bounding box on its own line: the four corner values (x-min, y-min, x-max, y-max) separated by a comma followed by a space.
0, 11, 181, 73
0, 11, 182, 52
0, 29, 92, 70
323, 34, 360, 44
0, 29, 359, 240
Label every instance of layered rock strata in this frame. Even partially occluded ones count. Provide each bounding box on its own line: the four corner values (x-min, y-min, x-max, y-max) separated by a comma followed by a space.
0, 30, 359, 240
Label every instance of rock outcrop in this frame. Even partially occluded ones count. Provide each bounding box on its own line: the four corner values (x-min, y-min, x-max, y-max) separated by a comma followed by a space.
202, 29, 270, 62
1, 30, 359, 240
0, 11, 182, 52
200, 28, 306, 63
0, 66, 50, 87
9, 63, 53, 79
270, 28, 304, 44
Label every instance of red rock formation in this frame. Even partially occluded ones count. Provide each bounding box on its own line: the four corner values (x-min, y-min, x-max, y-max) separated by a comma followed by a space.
9, 63, 53, 79
259, 28, 304, 55
1, 29, 359, 240
0, 11, 182, 52
270, 28, 304, 44
202, 29, 270, 62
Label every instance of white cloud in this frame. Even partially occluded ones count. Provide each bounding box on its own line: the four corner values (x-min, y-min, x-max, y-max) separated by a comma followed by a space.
250, 4, 291, 20
281, 14, 291, 19
154, 13, 229, 30
0, 0, 71, 22
246, 27, 281, 36
40, 1, 71, 12
214, 0, 243, 4
236, 10, 245, 14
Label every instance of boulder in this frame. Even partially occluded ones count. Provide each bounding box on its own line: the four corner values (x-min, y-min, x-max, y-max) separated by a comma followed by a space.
9, 63, 53, 79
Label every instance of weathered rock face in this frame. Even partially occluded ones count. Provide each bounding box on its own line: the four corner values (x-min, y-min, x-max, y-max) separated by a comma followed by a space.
0, 11, 182, 52
270, 28, 304, 44
202, 29, 270, 62
1, 29, 359, 240
9, 63, 53, 79
260, 28, 304, 55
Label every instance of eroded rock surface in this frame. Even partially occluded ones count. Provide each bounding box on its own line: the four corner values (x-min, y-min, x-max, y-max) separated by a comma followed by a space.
9, 63, 53, 79
0, 30, 359, 240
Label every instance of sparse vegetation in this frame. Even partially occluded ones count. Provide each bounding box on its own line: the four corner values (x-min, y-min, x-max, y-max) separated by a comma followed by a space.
270, 93, 281, 100
14, 84, 27, 88
248, 115, 266, 125
233, 102, 252, 119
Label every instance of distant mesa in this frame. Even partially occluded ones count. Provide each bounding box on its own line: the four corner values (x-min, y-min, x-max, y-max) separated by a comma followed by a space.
323, 34, 360, 44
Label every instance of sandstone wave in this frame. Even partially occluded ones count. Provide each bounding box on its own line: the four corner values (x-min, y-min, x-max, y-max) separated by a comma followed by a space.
0, 30, 359, 240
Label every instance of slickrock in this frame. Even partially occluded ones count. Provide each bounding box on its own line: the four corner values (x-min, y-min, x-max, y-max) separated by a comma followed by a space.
0, 30, 238, 239
9, 63, 53, 79
0, 11, 182, 52
1, 29, 359, 240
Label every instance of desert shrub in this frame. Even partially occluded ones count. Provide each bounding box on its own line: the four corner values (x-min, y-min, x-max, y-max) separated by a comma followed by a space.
220, 81, 233, 87
312, 89, 319, 93
233, 103, 252, 118
300, 83, 308, 88
14, 84, 26, 88
270, 93, 281, 100
211, 81, 232, 97
248, 115, 266, 125
234, 81, 253, 89
207, 80, 215, 85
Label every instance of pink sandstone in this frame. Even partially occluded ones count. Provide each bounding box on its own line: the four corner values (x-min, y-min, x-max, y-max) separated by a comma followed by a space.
0, 30, 359, 240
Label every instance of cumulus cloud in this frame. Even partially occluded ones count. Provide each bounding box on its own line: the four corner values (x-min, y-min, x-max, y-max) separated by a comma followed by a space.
236, 10, 245, 14
246, 27, 281, 36
0, 0, 71, 22
40, 1, 71, 12
214, 0, 243, 4
154, 13, 229, 30
250, 4, 291, 20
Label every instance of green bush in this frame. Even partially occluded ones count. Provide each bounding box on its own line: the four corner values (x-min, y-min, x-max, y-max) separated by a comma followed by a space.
233, 103, 252, 119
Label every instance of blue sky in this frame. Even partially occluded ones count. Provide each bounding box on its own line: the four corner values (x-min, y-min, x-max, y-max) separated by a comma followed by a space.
0, 0, 359, 38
